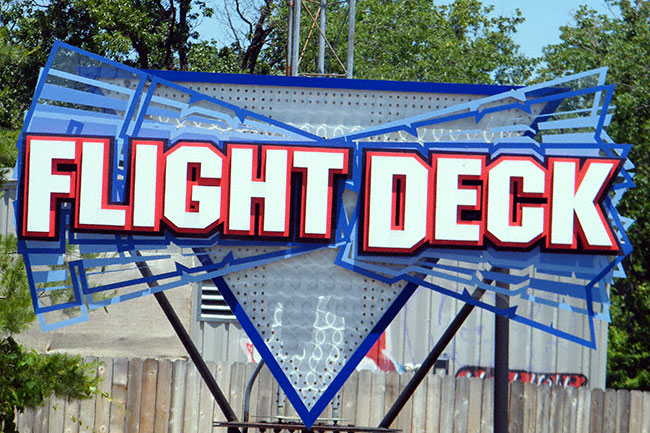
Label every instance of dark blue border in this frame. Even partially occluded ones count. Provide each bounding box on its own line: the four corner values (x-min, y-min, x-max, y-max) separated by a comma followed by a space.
146, 69, 519, 96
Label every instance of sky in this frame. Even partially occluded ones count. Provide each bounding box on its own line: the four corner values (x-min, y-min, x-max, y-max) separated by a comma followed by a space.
196, 0, 620, 59
450, 0, 620, 58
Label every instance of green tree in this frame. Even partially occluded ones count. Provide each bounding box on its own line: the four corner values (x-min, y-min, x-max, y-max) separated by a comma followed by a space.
540, 0, 650, 390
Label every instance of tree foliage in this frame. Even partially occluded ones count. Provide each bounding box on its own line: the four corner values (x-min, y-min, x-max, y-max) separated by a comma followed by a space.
540, 0, 650, 390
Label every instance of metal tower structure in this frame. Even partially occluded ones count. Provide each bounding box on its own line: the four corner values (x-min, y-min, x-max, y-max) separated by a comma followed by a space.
286, 0, 356, 78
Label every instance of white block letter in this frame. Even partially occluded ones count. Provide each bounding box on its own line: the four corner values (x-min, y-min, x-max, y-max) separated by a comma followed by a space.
487, 158, 545, 244
365, 153, 429, 251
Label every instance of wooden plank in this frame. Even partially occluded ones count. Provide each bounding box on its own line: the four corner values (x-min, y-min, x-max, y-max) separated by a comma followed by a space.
534, 384, 551, 433
563, 386, 578, 433
396, 372, 415, 432
453, 376, 469, 433
466, 377, 483, 433
76, 356, 98, 432
410, 372, 427, 433
480, 379, 493, 433
228, 362, 246, 421
255, 363, 274, 422
629, 390, 643, 433
33, 400, 49, 433
355, 370, 373, 426
439, 375, 456, 433
168, 359, 187, 433
212, 361, 234, 427
590, 388, 605, 433
522, 382, 538, 433
508, 381, 524, 433
126, 358, 144, 433
94, 357, 114, 433
616, 390, 630, 433
576, 386, 591, 433
341, 370, 359, 425
182, 361, 201, 433
62, 397, 81, 433
368, 371, 386, 426
197, 361, 217, 433
603, 389, 618, 433
549, 386, 566, 433
18, 406, 34, 433
425, 374, 442, 432
382, 370, 399, 428
48, 397, 66, 433
154, 359, 173, 433
110, 357, 130, 433
642, 391, 650, 433
139, 358, 159, 433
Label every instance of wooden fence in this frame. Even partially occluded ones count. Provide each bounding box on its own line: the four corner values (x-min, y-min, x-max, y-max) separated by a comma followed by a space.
14, 357, 650, 433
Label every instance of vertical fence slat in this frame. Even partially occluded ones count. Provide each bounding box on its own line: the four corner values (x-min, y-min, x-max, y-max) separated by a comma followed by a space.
368, 371, 386, 426
182, 361, 201, 433
440, 375, 456, 433
396, 371, 415, 432
48, 397, 66, 433
550, 386, 566, 433
196, 361, 217, 433
454, 376, 469, 433
616, 390, 630, 433
212, 361, 232, 428
62, 397, 81, 433
341, 370, 359, 425
168, 359, 187, 433
642, 391, 650, 433
139, 358, 159, 433
577, 385, 592, 433
508, 381, 524, 433
629, 390, 643, 433
255, 363, 274, 422
480, 378, 493, 433
94, 357, 113, 433
535, 384, 551, 433
125, 358, 144, 433
466, 377, 483, 433
591, 388, 605, 433
563, 386, 578, 433
33, 400, 49, 433
153, 359, 173, 433
425, 374, 442, 432
410, 372, 427, 433
382, 370, 399, 428
355, 370, 373, 426
603, 388, 618, 433
523, 382, 538, 433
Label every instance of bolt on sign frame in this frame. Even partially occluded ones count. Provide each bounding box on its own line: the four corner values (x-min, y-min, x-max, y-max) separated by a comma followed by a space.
14, 42, 633, 429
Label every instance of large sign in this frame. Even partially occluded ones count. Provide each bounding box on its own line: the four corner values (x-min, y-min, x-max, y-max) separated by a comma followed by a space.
14, 42, 633, 427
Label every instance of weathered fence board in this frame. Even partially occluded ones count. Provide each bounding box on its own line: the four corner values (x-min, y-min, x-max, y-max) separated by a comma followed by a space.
15, 357, 650, 433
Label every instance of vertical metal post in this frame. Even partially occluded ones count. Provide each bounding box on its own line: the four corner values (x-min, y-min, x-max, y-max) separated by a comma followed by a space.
346, 0, 356, 78
287, 1, 294, 76
317, 0, 327, 74
291, 0, 302, 76
494, 290, 510, 433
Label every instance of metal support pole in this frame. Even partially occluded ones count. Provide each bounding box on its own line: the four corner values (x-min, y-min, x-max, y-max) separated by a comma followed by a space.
287, 1, 294, 76
346, 0, 356, 78
131, 254, 240, 433
317, 0, 327, 74
378, 287, 486, 429
494, 291, 510, 433
291, 0, 302, 76
242, 360, 265, 433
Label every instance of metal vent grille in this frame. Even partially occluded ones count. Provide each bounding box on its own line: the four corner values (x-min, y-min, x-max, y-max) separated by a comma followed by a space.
199, 280, 236, 321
